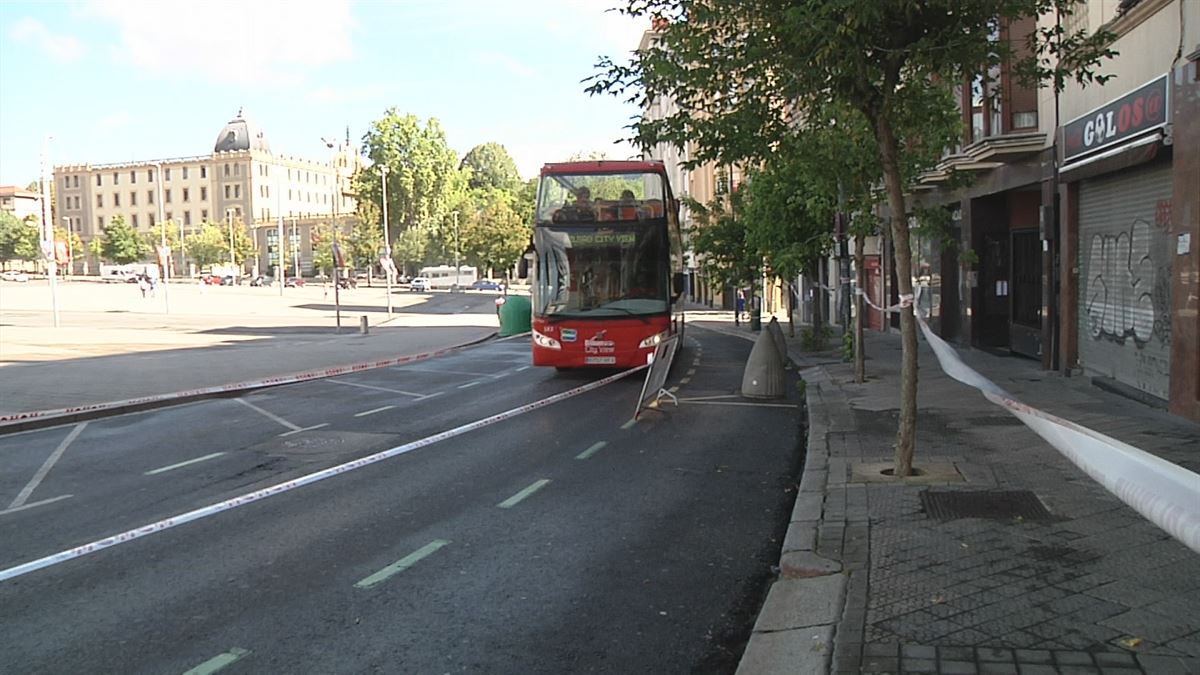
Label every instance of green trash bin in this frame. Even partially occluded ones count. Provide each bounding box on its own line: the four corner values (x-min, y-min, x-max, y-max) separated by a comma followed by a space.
498, 295, 532, 337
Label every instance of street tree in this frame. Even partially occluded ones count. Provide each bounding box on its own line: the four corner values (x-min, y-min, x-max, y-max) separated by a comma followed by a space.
99, 215, 148, 264
588, 0, 1115, 477
460, 188, 529, 278
185, 221, 253, 268
355, 109, 464, 236
461, 142, 522, 193
0, 211, 40, 265
688, 191, 758, 294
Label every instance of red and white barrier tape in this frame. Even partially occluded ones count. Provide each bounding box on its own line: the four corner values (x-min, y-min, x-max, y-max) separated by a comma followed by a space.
0, 364, 645, 582
0, 335, 495, 429
910, 289, 1200, 554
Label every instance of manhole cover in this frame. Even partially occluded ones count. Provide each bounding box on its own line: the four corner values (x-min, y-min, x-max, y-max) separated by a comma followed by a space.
920, 490, 1053, 522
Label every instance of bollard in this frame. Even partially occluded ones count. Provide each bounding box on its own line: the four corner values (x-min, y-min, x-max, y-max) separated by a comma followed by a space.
359, 315, 369, 335
741, 327, 786, 399
767, 317, 788, 367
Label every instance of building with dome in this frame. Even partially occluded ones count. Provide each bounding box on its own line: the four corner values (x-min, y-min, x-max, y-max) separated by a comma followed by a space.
53, 109, 361, 277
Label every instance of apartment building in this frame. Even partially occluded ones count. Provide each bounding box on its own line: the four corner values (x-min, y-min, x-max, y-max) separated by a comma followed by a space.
53, 109, 360, 276
911, 0, 1198, 421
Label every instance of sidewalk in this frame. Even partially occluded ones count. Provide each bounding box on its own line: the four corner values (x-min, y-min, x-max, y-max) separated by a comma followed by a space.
715, 314, 1200, 675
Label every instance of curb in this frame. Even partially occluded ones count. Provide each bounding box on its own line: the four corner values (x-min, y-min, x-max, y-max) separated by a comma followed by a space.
736, 365, 844, 675
0, 331, 500, 435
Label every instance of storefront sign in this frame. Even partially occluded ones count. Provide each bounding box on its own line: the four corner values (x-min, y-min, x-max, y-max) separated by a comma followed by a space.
1063, 75, 1169, 162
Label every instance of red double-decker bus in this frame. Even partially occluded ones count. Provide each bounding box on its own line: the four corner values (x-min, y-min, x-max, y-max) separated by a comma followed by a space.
529, 160, 685, 369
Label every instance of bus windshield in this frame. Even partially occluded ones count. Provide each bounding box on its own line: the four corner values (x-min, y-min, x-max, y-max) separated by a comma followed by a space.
536, 172, 667, 225
533, 223, 669, 318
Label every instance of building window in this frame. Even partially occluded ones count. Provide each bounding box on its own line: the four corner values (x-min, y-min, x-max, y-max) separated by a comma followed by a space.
131, 214, 138, 228
148, 190, 155, 205
97, 216, 104, 228
224, 185, 230, 198
200, 186, 207, 201
234, 184, 241, 198
96, 175, 102, 186
165, 168, 171, 181
201, 166, 207, 178
74, 196, 80, 209
184, 211, 192, 226
147, 168, 154, 182
201, 209, 208, 221
166, 211, 173, 221
182, 166, 189, 179
113, 172, 119, 185
264, 185, 270, 199
183, 188, 190, 202
130, 170, 137, 183
131, 191, 137, 206
113, 193, 121, 207
63, 177, 69, 191
97, 194, 103, 207
224, 164, 230, 177
149, 214, 155, 227
234, 164, 240, 176
165, 189, 172, 203
1012, 111, 1038, 129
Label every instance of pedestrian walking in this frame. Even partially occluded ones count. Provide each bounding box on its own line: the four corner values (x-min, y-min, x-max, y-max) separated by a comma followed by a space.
148, 275, 157, 297
137, 275, 149, 298
735, 289, 745, 326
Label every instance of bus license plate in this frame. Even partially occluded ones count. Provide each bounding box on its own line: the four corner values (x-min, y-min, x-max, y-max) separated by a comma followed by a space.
585, 356, 616, 365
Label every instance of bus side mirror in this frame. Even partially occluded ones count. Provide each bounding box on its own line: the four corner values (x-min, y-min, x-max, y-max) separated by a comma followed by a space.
672, 272, 685, 297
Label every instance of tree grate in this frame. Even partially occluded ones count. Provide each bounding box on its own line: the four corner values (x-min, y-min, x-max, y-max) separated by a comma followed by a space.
920, 489, 1053, 522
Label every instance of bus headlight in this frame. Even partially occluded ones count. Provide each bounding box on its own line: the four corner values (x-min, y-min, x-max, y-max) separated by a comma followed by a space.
638, 330, 669, 349
533, 329, 561, 350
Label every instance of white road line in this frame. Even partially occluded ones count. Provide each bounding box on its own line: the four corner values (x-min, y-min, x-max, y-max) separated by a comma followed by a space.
576, 441, 607, 460
182, 647, 251, 675
144, 452, 226, 476
679, 377, 691, 384
686, 368, 696, 376
9, 422, 87, 510
327, 379, 426, 398
417, 391, 445, 401
354, 405, 395, 418
515, 365, 531, 372
0, 365, 645, 583
0, 494, 72, 517
677, 394, 743, 401
234, 397, 300, 431
679, 401, 797, 408
279, 423, 329, 437
393, 365, 496, 378
498, 479, 551, 508
354, 539, 449, 589
458, 381, 482, 389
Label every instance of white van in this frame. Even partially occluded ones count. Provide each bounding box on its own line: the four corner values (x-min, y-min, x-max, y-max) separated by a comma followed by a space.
409, 277, 429, 292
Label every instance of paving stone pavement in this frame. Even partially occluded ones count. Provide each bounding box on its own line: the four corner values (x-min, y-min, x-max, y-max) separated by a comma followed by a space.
795, 329, 1200, 675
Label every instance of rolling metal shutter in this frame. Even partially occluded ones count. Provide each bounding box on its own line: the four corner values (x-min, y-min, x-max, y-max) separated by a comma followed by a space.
1077, 161, 1173, 400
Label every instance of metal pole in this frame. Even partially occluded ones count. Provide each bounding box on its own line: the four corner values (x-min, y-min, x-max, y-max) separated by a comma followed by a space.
381, 164, 392, 315
292, 217, 300, 278
156, 162, 169, 314
453, 210, 460, 292
326, 139, 341, 331
62, 217, 72, 279
276, 165, 284, 297
41, 136, 59, 328
227, 209, 235, 269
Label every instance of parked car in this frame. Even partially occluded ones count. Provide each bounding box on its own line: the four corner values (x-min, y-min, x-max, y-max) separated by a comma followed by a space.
285, 277, 306, 288
471, 279, 503, 291
248, 274, 269, 287
336, 276, 357, 290
0, 270, 31, 282
409, 277, 429, 292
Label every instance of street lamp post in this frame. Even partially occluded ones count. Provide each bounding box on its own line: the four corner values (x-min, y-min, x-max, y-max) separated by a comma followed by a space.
452, 210, 460, 293
380, 164, 392, 316
155, 162, 169, 314
225, 208, 236, 270
323, 137, 342, 331
41, 135, 60, 327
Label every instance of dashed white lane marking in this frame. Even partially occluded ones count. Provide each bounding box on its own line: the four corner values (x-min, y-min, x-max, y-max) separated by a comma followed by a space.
0, 494, 72, 517
575, 441, 607, 460
354, 405, 395, 418
458, 381, 482, 389
354, 539, 450, 589
686, 368, 696, 376
515, 365, 531, 372
9, 422, 87, 510
0, 365, 644, 583
392, 365, 495, 378
279, 423, 329, 437
327, 379, 425, 398
234, 397, 300, 432
621, 418, 638, 430
498, 479, 550, 508
182, 647, 251, 675
145, 452, 226, 476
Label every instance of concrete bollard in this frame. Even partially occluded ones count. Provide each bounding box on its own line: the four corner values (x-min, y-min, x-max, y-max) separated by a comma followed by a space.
766, 317, 788, 367
742, 327, 786, 399
359, 315, 369, 335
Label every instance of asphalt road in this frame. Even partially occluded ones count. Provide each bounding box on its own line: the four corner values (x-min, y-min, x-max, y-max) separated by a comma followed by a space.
0, 326, 803, 674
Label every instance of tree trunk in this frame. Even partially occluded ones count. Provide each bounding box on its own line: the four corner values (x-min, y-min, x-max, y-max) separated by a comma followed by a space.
787, 282, 796, 337
874, 113, 918, 478
854, 233, 866, 384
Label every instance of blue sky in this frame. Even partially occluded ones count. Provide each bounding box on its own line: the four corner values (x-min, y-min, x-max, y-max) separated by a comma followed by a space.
0, 0, 649, 187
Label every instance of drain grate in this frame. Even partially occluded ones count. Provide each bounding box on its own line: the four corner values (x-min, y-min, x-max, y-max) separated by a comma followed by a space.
920, 490, 1053, 522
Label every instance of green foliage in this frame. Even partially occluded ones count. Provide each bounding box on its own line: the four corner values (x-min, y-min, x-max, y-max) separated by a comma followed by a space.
53, 225, 84, 261
184, 220, 253, 267
687, 193, 757, 289
800, 324, 832, 352
0, 211, 40, 263
460, 188, 529, 276
140, 219, 181, 252
461, 143, 522, 192
100, 215, 149, 264
842, 330, 855, 363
